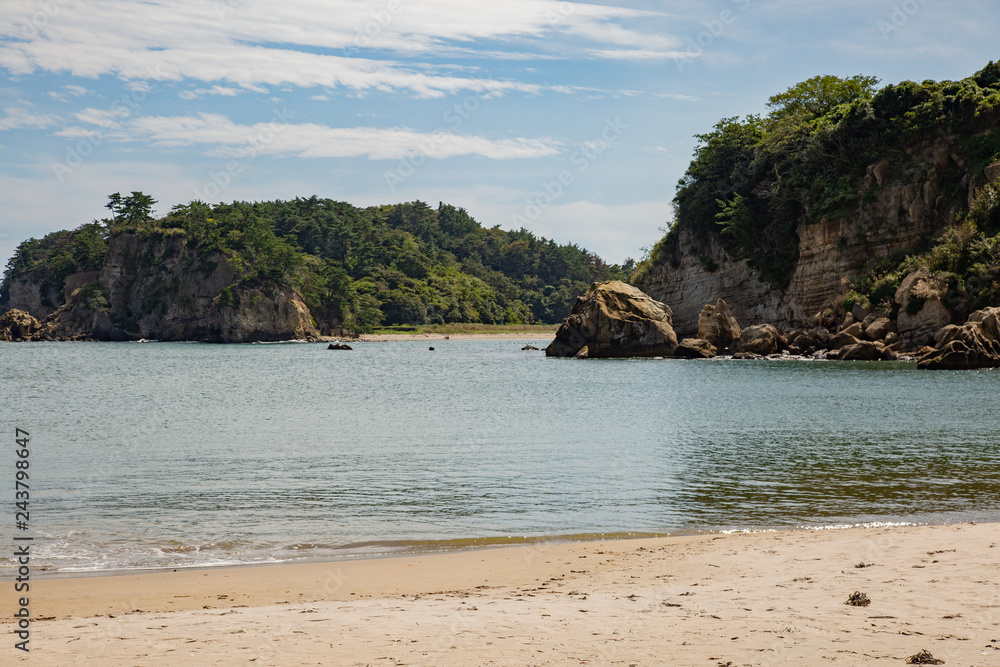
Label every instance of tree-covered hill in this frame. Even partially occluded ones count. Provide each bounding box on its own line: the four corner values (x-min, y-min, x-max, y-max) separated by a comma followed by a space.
634, 61, 1000, 315
1, 195, 632, 334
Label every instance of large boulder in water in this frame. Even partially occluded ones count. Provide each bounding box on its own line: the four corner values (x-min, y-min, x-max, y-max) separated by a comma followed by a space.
918, 307, 1000, 370
697, 299, 741, 352
736, 324, 783, 356
0, 309, 41, 341
545, 281, 678, 358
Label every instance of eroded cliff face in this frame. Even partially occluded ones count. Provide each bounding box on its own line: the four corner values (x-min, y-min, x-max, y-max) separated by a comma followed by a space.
10, 232, 318, 342
6, 275, 61, 319
647, 134, 996, 334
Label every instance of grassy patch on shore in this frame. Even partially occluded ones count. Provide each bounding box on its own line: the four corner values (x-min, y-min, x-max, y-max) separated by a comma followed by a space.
369, 323, 558, 335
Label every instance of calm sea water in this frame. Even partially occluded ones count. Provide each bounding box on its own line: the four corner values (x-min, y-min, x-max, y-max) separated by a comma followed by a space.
2, 340, 999, 574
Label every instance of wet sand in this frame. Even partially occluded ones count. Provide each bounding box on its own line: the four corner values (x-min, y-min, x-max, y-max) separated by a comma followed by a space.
4, 522, 1000, 665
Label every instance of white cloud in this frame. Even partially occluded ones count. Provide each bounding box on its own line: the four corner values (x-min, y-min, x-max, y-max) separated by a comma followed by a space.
47, 84, 93, 101
0, 0, 681, 97
178, 85, 247, 100
0, 106, 60, 130
71, 111, 561, 161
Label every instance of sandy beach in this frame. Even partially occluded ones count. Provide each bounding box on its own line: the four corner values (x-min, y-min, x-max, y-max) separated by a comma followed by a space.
4, 523, 1000, 665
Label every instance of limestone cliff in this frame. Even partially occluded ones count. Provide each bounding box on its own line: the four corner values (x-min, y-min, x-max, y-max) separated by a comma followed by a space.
647, 138, 996, 334
6, 231, 318, 342
639, 65, 1000, 335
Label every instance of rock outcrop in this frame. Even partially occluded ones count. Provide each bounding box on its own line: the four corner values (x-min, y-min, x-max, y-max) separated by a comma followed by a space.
643, 133, 994, 333
837, 341, 897, 362
545, 281, 678, 358
0, 309, 41, 341
736, 324, 783, 356
697, 299, 741, 353
3, 232, 319, 343
895, 269, 952, 348
673, 338, 717, 359
918, 307, 1000, 370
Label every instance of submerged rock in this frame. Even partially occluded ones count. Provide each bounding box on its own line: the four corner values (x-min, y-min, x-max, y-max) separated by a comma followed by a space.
521, 344, 539, 351
545, 281, 678, 358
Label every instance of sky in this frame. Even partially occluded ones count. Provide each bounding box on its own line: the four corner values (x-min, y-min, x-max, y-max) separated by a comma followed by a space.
0, 0, 998, 270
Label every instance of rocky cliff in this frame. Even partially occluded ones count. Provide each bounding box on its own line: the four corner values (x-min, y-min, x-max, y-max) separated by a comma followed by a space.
5, 231, 318, 342
638, 65, 1000, 335
647, 137, 998, 334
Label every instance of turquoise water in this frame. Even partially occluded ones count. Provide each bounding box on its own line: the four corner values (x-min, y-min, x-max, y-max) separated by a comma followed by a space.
2, 340, 999, 573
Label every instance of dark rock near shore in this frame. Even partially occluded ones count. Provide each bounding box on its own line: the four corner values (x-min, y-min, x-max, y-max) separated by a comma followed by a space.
839, 341, 896, 361
674, 338, 717, 359
841, 322, 867, 341
864, 317, 895, 341
327, 343, 353, 350
829, 331, 861, 350
521, 344, 539, 351
545, 281, 678, 358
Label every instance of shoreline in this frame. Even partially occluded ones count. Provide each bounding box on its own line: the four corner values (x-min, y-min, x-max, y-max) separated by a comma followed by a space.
5, 522, 999, 664
353, 331, 556, 341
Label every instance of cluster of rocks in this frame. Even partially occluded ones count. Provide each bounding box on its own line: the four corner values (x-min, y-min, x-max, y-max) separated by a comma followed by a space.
545, 279, 1000, 371
0, 309, 42, 341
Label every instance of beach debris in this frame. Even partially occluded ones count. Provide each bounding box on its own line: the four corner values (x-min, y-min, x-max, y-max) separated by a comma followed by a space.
855, 562, 873, 568
326, 343, 352, 350
846, 591, 871, 606
905, 649, 944, 664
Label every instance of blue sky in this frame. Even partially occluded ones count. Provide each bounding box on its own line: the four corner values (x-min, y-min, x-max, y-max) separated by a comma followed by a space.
0, 0, 997, 269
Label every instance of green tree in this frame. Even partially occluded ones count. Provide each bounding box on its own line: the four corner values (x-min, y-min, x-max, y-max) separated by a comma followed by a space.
766, 74, 881, 124
105, 191, 157, 228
